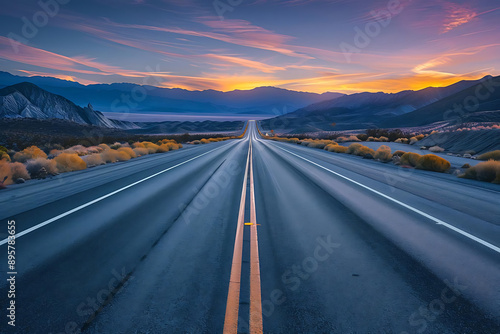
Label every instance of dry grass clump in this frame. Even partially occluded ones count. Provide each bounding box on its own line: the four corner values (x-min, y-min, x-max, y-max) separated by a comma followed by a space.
13, 146, 47, 163
54, 153, 87, 172
141, 142, 160, 154
26, 158, 58, 178
157, 142, 182, 153
99, 143, 111, 151
63, 145, 89, 156
133, 147, 149, 156
393, 150, 406, 157
477, 150, 500, 161
101, 149, 131, 163
82, 154, 105, 167
429, 146, 445, 153
117, 147, 137, 159
325, 144, 348, 153
461, 160, 500, 183
10, 162, 31, 181
416, 154, 450, 173
400, 152, 422, 167
347, 143, 375, 157
374, 145, 393, 162
0, 160, 31, 185
337, 135, 361, 143
395, 138, 409, 144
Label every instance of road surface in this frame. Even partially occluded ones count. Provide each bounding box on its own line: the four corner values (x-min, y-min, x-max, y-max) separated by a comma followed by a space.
0, 121, 499, 333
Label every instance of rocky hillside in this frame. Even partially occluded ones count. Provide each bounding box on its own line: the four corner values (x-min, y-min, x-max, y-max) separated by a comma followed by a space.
0, 82, 138, 129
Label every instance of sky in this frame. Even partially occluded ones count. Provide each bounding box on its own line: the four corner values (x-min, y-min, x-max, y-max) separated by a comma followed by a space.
0, 0, 499, 94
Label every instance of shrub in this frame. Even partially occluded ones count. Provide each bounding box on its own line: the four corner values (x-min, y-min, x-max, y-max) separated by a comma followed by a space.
201, 139, 210, 144
1, 151, 11, 161
0, 161, 30, 185
400, 152, 422, 167
307, 142, 326, 149
99, 143, 111, 151
347, 143, 375, 157
346, 143, 363, 154
13, 146, 47, 162
26, 158, 58, 178
416, 154, 451, 173
191, 140, 201, 145
10, 162, 31, 181
102, 149, 131, 163
54, 153, 87, 172
357, 134, 368, 141
462, 160, 500, 182
416, 134, 425, 140
133, 147, 149, 156
378, 136, 389, 142
325, 144, 348, 153
374, 145, 393, 162
429, 146, 445, 153
82, 154, 105, 167
393, 150, 406, 157
395, 138, 409, 144
332, 145, 348, 153
64, 145, 89, 156
136, 142, 160, 154
477, 150, 500, 161
117, 147, 137, 159
346, 135, 361, 142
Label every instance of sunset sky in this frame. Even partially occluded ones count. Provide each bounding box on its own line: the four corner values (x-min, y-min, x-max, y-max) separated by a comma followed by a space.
0, 0, 499, 93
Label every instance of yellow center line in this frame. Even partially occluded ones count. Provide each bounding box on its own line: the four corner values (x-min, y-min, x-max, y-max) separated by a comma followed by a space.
223, 139, 251, 334
249, 140, 264, 333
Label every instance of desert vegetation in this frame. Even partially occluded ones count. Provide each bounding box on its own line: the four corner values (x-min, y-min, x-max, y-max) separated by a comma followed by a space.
461, 160, 500, 183
258, 124, 498, 183
189, 122, 248, 145
374, 145, 393, 162
0, 138, 183, 187
415, 154, 451, 173
477, 150, 500, 161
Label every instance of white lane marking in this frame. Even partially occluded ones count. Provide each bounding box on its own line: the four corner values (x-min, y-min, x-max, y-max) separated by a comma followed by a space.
0, 143, 236, 246
269, 142, 500, 254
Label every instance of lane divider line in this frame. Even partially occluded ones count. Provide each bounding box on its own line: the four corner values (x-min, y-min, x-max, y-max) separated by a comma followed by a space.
223, 140, 251, 334
0, 144, 232, 247
270, 143, 500, 255
249, 140, 264, 334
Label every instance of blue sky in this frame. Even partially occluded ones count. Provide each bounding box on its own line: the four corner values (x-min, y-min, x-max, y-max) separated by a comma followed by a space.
0, 0, 499, 93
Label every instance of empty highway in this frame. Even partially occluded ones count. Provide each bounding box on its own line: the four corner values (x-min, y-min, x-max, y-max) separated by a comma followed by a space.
1, 121, 499, 333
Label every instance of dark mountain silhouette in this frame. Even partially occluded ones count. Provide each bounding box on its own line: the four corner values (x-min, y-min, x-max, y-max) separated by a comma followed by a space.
0, 72, 344, 117
260, 75, 500, 133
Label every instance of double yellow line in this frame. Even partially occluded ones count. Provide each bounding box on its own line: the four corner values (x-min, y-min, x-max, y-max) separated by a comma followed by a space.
223, 139, 263, 334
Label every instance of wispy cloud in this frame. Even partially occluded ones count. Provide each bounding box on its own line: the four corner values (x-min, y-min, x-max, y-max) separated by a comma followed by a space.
442, 2, 477, 33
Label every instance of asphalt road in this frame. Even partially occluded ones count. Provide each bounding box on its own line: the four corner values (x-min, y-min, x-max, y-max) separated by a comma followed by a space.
0, 121, 499, 333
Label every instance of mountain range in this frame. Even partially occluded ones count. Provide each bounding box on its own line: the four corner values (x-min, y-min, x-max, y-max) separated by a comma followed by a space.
0, 82, 138, 129
1, 72, 499, 135
0, 72, 343, 118
260, 75, 500, 133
